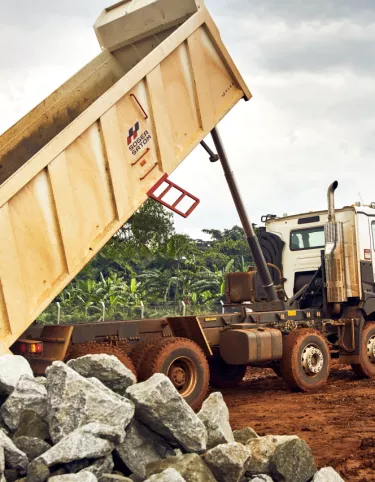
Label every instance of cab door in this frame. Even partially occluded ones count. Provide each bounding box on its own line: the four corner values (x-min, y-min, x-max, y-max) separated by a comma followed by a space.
357, 213, 374, 298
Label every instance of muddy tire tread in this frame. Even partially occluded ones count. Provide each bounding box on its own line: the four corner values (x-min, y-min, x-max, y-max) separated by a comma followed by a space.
351, 322, 375, 378
130, 338, 159, 374
280, 328, 331, 392
139, 337, 209, 410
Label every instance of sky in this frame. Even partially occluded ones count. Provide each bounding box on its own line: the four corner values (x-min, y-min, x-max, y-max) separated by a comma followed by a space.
1, 0, 375, 240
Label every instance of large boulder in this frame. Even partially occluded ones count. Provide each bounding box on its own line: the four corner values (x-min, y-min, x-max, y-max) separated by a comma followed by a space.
204, 442, 250, 482
198, 393, 234, 449
13, 437, 51, 461
1, 376, 47, 432
246, 435, 299, 476
26, 459, 50, 482
146, 454, 217, 482
80, 455, 114, 479
245, 435, 316, 482
269, 437, 317, 482
67, 355, 136, 396
0, 430, 28, 473
37, 423, 124, 467
46, 362, 134, 443
126, 374, 207, 453
48, 473, 97, 481
0, 356, 33, 396
312, 467, 344, 481
144, 468, 186, 481
115, 420, 174, 479
233, 427, 259, 445
14, 411, 49, 441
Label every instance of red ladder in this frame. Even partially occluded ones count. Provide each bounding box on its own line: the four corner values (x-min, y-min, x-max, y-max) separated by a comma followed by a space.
147, 174, 200, 218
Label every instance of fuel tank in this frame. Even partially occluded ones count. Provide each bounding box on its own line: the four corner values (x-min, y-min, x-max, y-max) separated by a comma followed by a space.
220, 327, 283, 365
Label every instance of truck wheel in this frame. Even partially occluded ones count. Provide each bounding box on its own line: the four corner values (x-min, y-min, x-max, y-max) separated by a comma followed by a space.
351, 323, 375, 378
130, 338, 158, 374
280, 329, 331, 392
139, 337, 209, 410
65, 343, 137, 377
209, 355, 247, 389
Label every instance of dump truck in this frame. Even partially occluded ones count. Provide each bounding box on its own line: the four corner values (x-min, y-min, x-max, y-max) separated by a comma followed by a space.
3, 0, 375, 411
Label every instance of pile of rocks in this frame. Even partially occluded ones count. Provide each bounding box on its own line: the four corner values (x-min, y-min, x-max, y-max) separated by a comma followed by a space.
0, 353, 344, 482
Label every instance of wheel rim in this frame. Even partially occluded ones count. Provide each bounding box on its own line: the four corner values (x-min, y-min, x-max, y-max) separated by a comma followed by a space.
366, 335, 375, 364
167, 357, 197, 398
301, 344, 324, 377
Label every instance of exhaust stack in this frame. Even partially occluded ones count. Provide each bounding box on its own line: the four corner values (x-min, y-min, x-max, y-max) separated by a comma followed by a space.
327, 181, 338, 223
324, 180, 347, 304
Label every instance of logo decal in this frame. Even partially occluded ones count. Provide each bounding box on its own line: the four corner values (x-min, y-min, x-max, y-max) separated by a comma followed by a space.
127, 122, 140, 145
127, 121, 152, 156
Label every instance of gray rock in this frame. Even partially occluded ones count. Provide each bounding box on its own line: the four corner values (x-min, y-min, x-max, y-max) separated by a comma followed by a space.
14, 411, 49, 441
13, 437, 51, 461
66, 460, 90, 474
46, 362, 134, 443
247, 476, 273, 482
67, 355, 136, 396
4, 468, 18, 481
198, 392, 234, 450
26, 460, 49, 482
204, 442, 250, 482
246, 436, 299, 476
144, 468, 186, 482
0, 445, 4, 473
115, 420, 174, 479
126, 374, 207, 453
270, 437, 316, 482
312, 467, 344, 482
233, 428, 259, 445
1, 375, 47, 432
101, 476, 133, 482
34, 378, 46, 387
37, 423, 123, 467
146, 454, 217, 482
82, 455, 114, 479
0, 429, 28, 472
48, 473, 97, 482
0, 356, 33, 396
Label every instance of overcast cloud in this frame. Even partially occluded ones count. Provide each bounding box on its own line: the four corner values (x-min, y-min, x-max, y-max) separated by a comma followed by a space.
1, 0, 375, 239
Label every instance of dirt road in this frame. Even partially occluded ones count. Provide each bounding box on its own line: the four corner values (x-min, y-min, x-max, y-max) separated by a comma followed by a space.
222, 363, 375, 482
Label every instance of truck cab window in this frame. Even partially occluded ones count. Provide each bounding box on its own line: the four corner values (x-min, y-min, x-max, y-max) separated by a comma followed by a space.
290, 227, 325, 251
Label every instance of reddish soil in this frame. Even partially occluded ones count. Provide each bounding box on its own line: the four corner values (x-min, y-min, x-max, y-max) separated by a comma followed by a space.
221, 363, 375, 482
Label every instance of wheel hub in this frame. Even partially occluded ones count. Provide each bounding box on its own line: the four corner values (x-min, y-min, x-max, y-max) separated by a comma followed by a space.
301, 344, 324, 376
367, 335, 375, 364
170, 366, 186, 388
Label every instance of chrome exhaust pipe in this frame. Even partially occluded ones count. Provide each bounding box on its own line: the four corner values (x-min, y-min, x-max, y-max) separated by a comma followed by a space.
327, 181, 338, 223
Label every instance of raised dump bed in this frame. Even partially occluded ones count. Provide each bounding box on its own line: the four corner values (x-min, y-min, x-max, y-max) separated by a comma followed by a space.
0, 0, 251, 353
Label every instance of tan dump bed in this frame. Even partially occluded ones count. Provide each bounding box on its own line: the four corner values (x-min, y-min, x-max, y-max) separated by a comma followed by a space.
0, 0, 251, 353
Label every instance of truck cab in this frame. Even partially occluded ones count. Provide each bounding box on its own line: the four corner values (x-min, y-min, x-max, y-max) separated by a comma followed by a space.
263, 204, 375, 316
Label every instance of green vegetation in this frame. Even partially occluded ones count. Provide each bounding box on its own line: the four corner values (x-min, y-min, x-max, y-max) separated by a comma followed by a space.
38, 200, 253, 324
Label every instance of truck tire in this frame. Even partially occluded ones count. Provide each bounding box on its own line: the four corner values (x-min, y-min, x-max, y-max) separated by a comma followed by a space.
209, 355, 247, 389
65, 343, 137, 377
351, 323, 375, 378
130, 338, 158, 374
139, 337, 209, 410
280, 329, 331, 392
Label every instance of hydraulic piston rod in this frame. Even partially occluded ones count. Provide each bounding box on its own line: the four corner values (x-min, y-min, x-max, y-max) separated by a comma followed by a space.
210, 127, 279, 303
